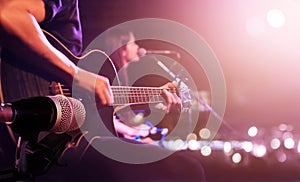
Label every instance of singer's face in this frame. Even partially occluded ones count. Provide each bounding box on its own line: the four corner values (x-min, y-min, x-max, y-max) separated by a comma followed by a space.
125, 33, 139, 62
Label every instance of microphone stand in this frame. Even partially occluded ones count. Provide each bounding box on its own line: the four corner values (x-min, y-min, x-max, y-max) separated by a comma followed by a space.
155, 57, 237, 138
0, 132, 40, 181
1, 131, 72, 181
155, 58, 194, 135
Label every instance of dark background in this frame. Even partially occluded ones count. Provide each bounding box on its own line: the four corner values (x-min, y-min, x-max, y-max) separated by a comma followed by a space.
79, 0, 300, 132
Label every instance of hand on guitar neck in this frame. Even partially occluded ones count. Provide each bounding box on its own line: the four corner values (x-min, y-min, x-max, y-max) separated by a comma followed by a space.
159, 82, 182, 114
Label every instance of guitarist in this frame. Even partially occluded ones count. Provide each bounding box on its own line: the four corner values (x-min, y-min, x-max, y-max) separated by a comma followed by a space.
0, 0, 114, 180
0, 1, 205, 181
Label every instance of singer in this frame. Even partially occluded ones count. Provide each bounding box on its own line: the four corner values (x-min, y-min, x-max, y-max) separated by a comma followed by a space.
0, 1, 205, 182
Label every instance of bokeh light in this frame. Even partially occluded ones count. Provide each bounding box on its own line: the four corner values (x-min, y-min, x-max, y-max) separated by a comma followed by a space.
267, 9, 286, 28
248, 126, 258, 137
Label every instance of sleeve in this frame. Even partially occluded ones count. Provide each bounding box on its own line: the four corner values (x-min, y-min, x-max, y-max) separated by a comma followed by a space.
40, 0, 83, 57
42, 0, 65, 22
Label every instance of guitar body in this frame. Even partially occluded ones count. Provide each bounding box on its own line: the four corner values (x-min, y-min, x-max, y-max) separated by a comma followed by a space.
0, 48, 118, 178
1, 49, 51, 103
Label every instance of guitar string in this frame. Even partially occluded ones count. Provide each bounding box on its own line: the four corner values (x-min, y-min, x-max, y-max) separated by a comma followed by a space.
111, 86, 176, 93
111, 86, 163, 105
112, 87, 174, 105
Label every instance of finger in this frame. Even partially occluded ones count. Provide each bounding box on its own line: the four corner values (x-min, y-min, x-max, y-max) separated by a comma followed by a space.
166, 91, 182, 112
96, 77, 113, 105
104, 86, 114, 105
163, 89, 172, 113
101, 83, 113, 106
173, 93, 183, 111
96, 88, 107, 105
161, 82, 177, 89
171, 93, 181, 111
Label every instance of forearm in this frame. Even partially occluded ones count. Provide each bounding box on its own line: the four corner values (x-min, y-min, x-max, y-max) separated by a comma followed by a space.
0, 0, 77, 84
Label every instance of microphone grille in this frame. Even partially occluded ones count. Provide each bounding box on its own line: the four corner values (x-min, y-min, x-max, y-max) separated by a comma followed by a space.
138, 48, 147, 57
49, 95, 73, 133
49, 95, 86, 133
67, 97, 86, 131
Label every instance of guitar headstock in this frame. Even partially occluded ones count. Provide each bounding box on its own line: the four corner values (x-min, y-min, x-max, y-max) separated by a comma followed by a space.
176, 81, 210, 112
178, 86, 193, 112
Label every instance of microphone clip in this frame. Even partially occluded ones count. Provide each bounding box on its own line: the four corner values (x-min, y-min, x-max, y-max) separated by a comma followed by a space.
15, 133, 72, 179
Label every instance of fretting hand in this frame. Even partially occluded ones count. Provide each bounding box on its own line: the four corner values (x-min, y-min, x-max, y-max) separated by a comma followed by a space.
160, 82, 182, 114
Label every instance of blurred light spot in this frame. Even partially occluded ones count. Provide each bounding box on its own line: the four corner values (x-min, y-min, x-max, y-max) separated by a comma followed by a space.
267, 9, 286, 28
252, 144, 267, 157
199, 128, 211, 139
161, 128, 168, 135
187, 139, 199, 151
167, 139, 185, 151
242, 141, 253, 152
297, 141, 300, 153
276, 151, 287, 163
278, 123, 288, 131
232, 153, 242, 164
186, 133, 197, 141
133, 113, 144, 124
224, 142, 232, 153
201, 146, 212, 156
248, 126, 258, 137
283, 137, 295, 149
166, 140, 174, 150
270, 138, 281, 150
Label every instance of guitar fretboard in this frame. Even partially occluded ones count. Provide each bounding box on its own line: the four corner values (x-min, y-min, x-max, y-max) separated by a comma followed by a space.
50, 83, 177, 107
111, 86, 175, 106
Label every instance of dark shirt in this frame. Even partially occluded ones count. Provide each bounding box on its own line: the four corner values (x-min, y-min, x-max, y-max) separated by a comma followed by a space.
1, 0, 82, 102
42, 0, 82, 58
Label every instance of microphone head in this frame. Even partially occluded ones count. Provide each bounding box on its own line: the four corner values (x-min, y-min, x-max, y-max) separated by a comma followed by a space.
49, 95, 86, 133
138, 48, 147, 57
138, 48, 181, 59
67, 97, 86, 131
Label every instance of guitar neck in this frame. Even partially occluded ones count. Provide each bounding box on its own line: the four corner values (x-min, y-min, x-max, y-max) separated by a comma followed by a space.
111, 86, 175, 106
50, 82, 177, 107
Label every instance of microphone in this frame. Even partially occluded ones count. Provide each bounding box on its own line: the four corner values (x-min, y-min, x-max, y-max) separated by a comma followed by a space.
138, 48, 181, 59
0, 95, 86, 135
